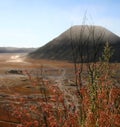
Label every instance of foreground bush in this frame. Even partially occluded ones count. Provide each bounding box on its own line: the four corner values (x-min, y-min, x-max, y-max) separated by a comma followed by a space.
7, 43, 120, 127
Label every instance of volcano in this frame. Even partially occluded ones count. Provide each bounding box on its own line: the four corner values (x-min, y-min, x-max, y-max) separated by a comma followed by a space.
29, 25, 120, 62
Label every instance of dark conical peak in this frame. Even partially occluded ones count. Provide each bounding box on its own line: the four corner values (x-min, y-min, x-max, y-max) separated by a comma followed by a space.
29, 25, 120, 62
58, 25, 120, 44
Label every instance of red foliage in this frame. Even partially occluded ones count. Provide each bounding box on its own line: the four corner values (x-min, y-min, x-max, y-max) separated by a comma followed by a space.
7, 68, 120, 127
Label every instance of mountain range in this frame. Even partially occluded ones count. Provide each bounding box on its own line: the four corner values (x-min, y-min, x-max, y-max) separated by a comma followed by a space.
0, 47, 36, 53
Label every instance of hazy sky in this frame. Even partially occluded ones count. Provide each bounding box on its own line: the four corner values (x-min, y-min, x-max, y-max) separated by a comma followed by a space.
0, 0, 120, 47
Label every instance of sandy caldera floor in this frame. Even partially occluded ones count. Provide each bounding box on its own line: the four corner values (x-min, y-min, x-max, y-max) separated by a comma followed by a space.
0, 53, 120, 127
0, 53, 76, 127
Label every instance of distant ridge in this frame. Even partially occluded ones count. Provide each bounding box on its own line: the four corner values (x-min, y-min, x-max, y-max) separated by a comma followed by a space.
29, 25, 120, 62
0, 47, 36, 53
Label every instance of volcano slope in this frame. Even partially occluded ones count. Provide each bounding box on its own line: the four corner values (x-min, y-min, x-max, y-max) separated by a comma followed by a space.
29, 25, 120, 62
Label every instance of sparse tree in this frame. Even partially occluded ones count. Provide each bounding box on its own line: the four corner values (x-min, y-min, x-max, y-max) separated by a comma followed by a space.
69, 17, 114, 125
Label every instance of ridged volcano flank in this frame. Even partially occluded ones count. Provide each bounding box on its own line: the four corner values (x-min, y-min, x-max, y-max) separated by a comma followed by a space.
29, 25, 120, 62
